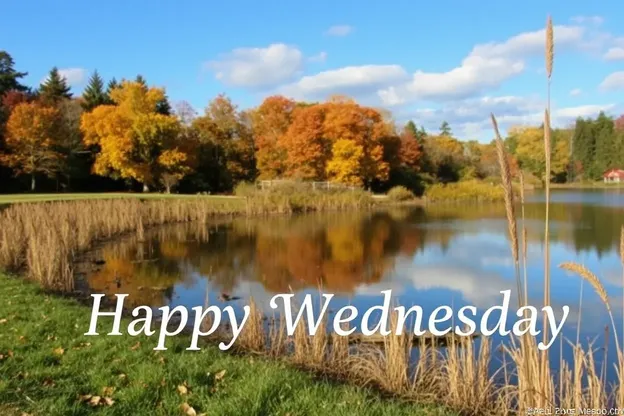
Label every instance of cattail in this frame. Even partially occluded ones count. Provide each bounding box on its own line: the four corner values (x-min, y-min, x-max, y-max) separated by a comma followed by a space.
546, 16, 554, 80
491, 113, 518, 266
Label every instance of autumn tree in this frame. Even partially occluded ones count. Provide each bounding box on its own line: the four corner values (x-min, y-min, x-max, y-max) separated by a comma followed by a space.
424, 135, 465, 182
191, 94, 254, 191
281, 104, 329, 179
1, 102, 63, 190
326, 139, 364, 186
323, 101, 389, 187
39, 67, 72, 103
250, 95, 296, 179
81, 70, 109, 111
80, 81, 190, 192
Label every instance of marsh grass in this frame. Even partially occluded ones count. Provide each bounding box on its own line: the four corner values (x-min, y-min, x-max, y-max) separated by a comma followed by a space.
0, 193, 373, 291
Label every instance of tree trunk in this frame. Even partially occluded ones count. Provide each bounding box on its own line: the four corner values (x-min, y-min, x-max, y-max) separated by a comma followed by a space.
143, 184, 150, 193
165, 185, 171, 194
31, 174, 36, 192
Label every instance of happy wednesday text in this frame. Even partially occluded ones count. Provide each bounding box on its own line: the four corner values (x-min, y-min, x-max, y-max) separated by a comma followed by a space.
85, 290, 569, 351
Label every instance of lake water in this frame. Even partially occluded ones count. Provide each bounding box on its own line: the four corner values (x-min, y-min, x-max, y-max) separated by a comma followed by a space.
85, 189, 624, 379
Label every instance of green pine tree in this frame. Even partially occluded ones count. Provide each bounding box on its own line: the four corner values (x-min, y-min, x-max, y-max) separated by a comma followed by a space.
0, 51, 28, 97
593, 112, 615, 176
439, 121, 452, 137
81, 70, 108, 111
105, 78, 119, 104
39, 67, 72, 103
572, 117, 597, 180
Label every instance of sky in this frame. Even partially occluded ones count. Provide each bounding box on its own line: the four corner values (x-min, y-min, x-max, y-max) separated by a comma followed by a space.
2, 0, 623, 141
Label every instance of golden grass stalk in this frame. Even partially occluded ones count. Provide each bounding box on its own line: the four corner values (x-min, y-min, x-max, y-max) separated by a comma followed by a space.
546, 16, 554, 80
559, 262, 620, 352
491, 113, 522, 305
238, 297, 265, 352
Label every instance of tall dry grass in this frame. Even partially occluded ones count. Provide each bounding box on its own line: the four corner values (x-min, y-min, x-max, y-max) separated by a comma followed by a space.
0, 193, 373, 291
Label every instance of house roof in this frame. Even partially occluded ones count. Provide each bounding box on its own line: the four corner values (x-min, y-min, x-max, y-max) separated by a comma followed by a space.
603, 168, 624, 177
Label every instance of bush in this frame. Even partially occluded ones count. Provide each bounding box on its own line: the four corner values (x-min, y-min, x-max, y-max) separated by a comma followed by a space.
387, 186, 415, 202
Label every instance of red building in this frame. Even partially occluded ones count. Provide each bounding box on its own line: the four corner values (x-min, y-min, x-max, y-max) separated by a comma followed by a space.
603, 168, 624, 183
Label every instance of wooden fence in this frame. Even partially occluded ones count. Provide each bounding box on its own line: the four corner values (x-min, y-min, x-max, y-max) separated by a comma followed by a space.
257, 180, 360, 192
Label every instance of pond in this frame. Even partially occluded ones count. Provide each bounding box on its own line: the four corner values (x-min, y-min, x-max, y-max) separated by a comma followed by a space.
84, 188, 624, 380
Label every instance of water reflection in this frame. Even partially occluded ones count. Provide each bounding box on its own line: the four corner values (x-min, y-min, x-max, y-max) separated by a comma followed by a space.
85, 190, 624, 373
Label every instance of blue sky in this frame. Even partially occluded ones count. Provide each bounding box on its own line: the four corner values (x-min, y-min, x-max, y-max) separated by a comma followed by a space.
2, 0, 623, 141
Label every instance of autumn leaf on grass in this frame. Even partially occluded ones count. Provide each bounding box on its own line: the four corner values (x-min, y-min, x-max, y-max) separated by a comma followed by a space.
214, 369, 226, 381
42, 378, 55, 387
180, 403, 200, 416
101, 386, 115, 396
177, 382, 189, 395
0, 318, 7, 324
53, 347, 65, 356
130, 341, 141, 351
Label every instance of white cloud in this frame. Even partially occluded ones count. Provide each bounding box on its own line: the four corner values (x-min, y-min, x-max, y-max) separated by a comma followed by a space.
569, 88, 582, 96
279, 65, 409, 101
378, 25, 585, 105
204, 43, 303, 89
308, 51, 328, 63
600, 71, 624, 91
325, 25, 353, 37
604, 47, 624, 61
398, 96, 614, 140
40, 67, 87, 87
570, 15, 604, 25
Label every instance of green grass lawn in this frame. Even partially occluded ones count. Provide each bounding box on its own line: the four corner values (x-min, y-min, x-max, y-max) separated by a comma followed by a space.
0, 274, 452, 416
0, 193, 243, 205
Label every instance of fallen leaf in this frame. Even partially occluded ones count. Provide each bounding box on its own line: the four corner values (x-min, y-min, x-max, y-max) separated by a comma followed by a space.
181, 403, 197, 416
158, 356, 165, 364
78, 394, 92, 402
177, 384, 188, 395
0, 319, 7, 324
102, 386, 115, 396
88, 395, 102, 406
214, 370, 226, 381
53, 347, 65, 356
130, 341, 141, 351
43, 378, 55, 387
118, 373, 127, 379
103, 397, 115, 406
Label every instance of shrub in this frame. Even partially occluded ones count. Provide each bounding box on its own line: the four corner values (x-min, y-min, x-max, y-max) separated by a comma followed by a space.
387, 186, 415, 202
234, 182, 258, 197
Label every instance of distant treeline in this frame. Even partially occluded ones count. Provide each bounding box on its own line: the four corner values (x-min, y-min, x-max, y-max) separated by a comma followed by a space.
1, 51, 622, 194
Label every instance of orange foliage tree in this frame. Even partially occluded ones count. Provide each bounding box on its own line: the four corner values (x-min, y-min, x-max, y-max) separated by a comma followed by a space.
1, 101, 63, 190
80, 81, 191, 191
281, 104, 329, 180
250, 95, 296, 179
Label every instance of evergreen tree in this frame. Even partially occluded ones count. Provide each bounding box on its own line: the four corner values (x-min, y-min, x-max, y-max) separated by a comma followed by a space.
0, 51, 28, 97
155, 93, 172, 115
105, 78, 119, 104
39, 67, 72, 103
593, 112, 615, 176
439, 121, 452, 136
81, 70, 108, 111
572, 117, 596, 180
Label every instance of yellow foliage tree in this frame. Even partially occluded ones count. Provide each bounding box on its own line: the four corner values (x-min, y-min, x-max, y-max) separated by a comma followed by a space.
80, 81, 190, 191
326, 139, 364, 186
1, 101, 63, 191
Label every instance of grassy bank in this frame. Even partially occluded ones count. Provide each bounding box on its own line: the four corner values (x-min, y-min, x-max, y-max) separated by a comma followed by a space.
550, 182, 624, 189
424, 180, 506, 203
0, 273, 446, 416
0, 193, 243, 205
